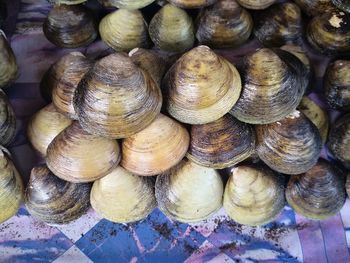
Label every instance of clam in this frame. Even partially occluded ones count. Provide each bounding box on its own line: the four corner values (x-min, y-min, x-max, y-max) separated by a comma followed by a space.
230, 48, 306, 124
155, 159, 223, 223
0, 31, 18, 88
121, 114, 189, 176
74, 53, 162, 139
298, 96, 329, 144
328, 113, 350, 169
98, 0, 155, 9
324, 60, 350, 111
46, 121, 121, 183
43, 4, 97, 48
51, 52, 93, 119
254, 2, 303, 47
256, 110, 322, 175
25, 165, 91, 224
91, 166, 156, 223
223, 165, 285, 226
332, 0, 350, 13
236, 0, 276, 9
286, 159, 346, 220
129, 48, 167, 87
168, 0, 217, 9
196, 0, 253, 49
40, 66, 55, 102
0, 90, 16, 146
49, 0, 87, 4
27, 104, 72, 157
306, 11, 350, 55
164, 45, 241, 124
99, 9, 151, 52
0, 146, 23, 224
149, 4, 195, 53
187, 114, 255, 169
293, 0, 335, 16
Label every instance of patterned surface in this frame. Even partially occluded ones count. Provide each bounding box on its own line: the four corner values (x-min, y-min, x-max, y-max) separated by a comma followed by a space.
0, 0, 350, 262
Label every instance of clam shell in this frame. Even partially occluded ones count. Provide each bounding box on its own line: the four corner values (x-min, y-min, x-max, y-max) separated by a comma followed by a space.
328, 113, 350, 169
43, 4, 97, 48
0, 146, 23, 224
27, 104, 72, 157
0, 31, 18, 88
129, 48, 167, 87
187, 114, 255, 169
286, 159, 346, 220
99, 0, 155, 9
74, 53, 162, 139
254, 2, 302, 47
0, 89, 16, 146
40, 66, 54, 102
51, 52, 93, 119
25, 165, 91, 224
324, 60, 350, 111
46, 121, 121, 183
298, 96, 329, 144
236, 0, 276, 9
306, 11, 350, 55
49, 0, 87, 4
196, 0, 253, 49
164, 45, 242, 124
256, 110, 322, 175
155, 159, 224, 223
280, 45, 310, 70
168, 0, 217, 8
230, 48, 306, 124
332, 0, 350, 13
99, 9, 151, 52
121, 113, 189, 176
149, 4, 195, 53
223, 165, 285, 226
293, 0, 336, 16
91, 166, 156, 223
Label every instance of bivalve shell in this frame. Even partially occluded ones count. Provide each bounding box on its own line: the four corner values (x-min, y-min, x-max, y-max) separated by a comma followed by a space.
0, 31, 18, 88
0, 89, 16, 147
236, 0, 276, 9
168, 0, 217, 8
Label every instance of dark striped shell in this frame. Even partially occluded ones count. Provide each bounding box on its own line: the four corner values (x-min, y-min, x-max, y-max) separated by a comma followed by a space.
0, 90, 16, 146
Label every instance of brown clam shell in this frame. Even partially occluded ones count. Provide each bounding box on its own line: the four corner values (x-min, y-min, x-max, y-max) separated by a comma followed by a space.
98, 0, 155, 9
43, 4, 97, 48
74, 53, 162, 139
46, 121, 121, 183
286, 159, 346, 220
293, 0, 336, 16
187, 114, 255, 169
256, 110, 322, 175
164, 45, 242, 124
25, 165, 91, 224
0, 31, 18, 88
0, 89, 16, 147
196, 0, 253, 49
236, 0, 276, 9
121, 114, 190, 176
168, 0, 217, 9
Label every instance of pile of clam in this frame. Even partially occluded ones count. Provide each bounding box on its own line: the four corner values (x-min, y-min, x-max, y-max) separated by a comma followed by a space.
1, 0, 350, 227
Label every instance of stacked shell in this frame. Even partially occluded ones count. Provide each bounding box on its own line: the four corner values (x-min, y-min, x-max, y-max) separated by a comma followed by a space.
0, 90, 16, 146
0, 31, 18, 88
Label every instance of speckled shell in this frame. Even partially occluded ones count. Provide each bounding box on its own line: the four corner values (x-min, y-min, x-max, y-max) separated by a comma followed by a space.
298, 96, 329, 144
230, 48, 306, 124
236, 0, 276, 9
223, 165, 285, 226
293, 0, 335, 16
306, 11, 350, 55
155, 159, 224, 223
332, 0, 350, 13
346, 173, 350, 198
328, 113, 350, 169
48, 0, 87, 4
168, 0, 217, 8
27, 104, 72, 157
196, 0, 253, 49
43, 5, 97, 48
164, 45, 242, 124
91, 166, 156, 223
0, 90, 16, 146
0, 31, 18, 88
256, 110, 322, 175
99, 9, 151, 52
254, 2, 302, 47
74, 53, 162, 139
149, 4, 195, 53
324, 60, 350, 111
99, 0, 155, 9
121, 114, 189, 176
0, 147, 23, 224
51, 52, 93, 120
286, 159, 346, 220
46, 121, 121, 183
187, 114, 255, 169
129, 48, 167, 87
25, 165, 91, 224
